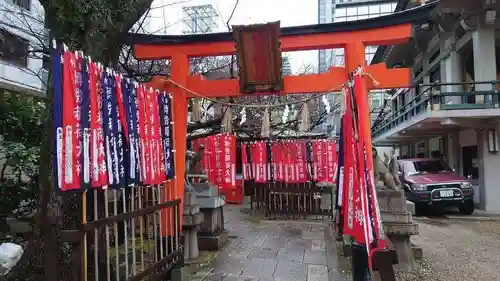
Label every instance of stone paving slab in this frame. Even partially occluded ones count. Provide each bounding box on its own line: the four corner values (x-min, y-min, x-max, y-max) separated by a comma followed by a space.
191, 205, 346, 281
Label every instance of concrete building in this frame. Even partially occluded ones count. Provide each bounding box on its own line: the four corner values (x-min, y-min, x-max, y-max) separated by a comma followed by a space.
0, 0, 47, 96
371, 0, 500, 212
317, 0, 398, 137
318, 0, 398, 72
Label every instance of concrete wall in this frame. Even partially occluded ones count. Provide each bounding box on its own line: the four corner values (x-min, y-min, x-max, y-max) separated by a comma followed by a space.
444, 128, 500, 210
0, 0, 47, 96
459, 129, 478, 147
477, 124, 500, 213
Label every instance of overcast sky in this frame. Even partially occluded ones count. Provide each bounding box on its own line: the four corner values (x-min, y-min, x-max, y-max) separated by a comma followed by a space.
148, 0, 319, 73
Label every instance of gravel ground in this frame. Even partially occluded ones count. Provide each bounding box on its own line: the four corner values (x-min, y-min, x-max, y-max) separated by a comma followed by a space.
396, 218, 500, 281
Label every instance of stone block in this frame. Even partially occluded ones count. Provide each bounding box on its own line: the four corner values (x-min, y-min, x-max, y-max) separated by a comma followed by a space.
198, 229, 229, 251
384, 222, 419, 236
169, 267, 184, 281
381, 211, 412, 224
406, 200, 415, 215
184, 227, 200, 261
390, 236, 414, 272
412, 245, 423, 261
377, 189, 407, 213
184, 204, 200, 215
183, 212, 204, 227
184, 191, 198, 205
199, 206, 223, 235
197, 196, 225, 209
193, 183, 220, 197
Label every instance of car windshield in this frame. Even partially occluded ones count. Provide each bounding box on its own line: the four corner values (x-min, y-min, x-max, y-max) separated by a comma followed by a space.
411, 160, 452, 174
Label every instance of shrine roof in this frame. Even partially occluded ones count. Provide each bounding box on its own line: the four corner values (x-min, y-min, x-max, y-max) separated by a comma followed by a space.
127, 1, 437, 46
371, 0, 436, 64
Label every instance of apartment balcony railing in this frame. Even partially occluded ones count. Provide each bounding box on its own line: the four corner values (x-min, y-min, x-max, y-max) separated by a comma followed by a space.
372, 81, 500, 138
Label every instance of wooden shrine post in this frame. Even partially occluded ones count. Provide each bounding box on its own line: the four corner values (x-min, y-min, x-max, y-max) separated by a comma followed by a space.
132, 5, 435, 277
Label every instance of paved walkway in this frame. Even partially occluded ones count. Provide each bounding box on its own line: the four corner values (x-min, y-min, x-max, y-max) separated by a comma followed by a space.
190, 205, 347, 281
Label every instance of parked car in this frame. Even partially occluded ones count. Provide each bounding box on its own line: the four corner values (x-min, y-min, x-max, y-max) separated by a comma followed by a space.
397, 158, 474, 215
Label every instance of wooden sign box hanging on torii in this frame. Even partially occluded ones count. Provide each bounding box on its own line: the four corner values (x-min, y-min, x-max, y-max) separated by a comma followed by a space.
232, 21, 283, 93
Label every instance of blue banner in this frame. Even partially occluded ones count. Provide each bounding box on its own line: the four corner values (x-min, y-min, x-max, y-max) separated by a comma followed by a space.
79, 57, 91, 189
122, 79, 141, 185
158, 92, 175, 179
51, 46, 63, 191
335, 115, 345, 209
101, 72, 121, 188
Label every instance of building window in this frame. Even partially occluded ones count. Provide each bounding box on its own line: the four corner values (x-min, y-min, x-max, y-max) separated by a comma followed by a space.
358, 6, 368, 15
0, 29, 29, 67
11, 0, 31, 11
381, 3, 392, 13
336, 8, 346, 17
368, 5, 380, 14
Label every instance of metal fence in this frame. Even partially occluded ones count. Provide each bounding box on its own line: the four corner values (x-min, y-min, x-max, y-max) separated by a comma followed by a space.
372, 80, 500, 137
59, 184, 183, 281
246, 181, 335, 220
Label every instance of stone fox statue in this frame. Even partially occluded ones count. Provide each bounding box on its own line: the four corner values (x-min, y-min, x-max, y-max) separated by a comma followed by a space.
185, 143, 209, 189
187, 144, 205, 175
372, 146, 402, 191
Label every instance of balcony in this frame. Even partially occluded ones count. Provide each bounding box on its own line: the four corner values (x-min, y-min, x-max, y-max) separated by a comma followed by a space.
372, 81, 500, 144
0, 59, 47, 95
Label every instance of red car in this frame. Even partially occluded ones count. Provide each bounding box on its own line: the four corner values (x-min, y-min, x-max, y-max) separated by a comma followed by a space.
397, 158, 475, 215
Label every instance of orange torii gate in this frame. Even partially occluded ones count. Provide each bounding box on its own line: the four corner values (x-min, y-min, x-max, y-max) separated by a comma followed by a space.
130, 3, 433, 251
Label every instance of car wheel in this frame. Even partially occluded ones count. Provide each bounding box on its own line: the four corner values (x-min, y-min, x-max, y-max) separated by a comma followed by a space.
458, 199, 475, 215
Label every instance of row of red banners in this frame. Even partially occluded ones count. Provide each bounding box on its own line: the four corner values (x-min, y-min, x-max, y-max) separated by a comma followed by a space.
192, 133, 236, 190
242, 140, 337, 183
192, 136, 338, 187
52, 47, 175, 192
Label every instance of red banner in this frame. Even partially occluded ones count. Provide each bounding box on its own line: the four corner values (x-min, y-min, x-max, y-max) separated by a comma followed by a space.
353, 74, 386, 259
219, 134, 236, 189
241, 143, 251, 180
326, 140, 338, 182
137, 85, 152, 185
61, 51, 79, 191
296, 141, 308, 183
251, 141, 267, 183
342, 86, 365, 244
283, 142, 292, 183
214, 135, 223, 185
312, 140, 328, 182
89, 62, 107, 188
271, 142, 283, 182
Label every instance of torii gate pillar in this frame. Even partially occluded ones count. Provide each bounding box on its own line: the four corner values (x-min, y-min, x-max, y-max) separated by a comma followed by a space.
345, 42, 375, 166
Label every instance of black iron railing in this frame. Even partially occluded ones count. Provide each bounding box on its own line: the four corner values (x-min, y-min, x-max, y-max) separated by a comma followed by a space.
372, 80, 500, 138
